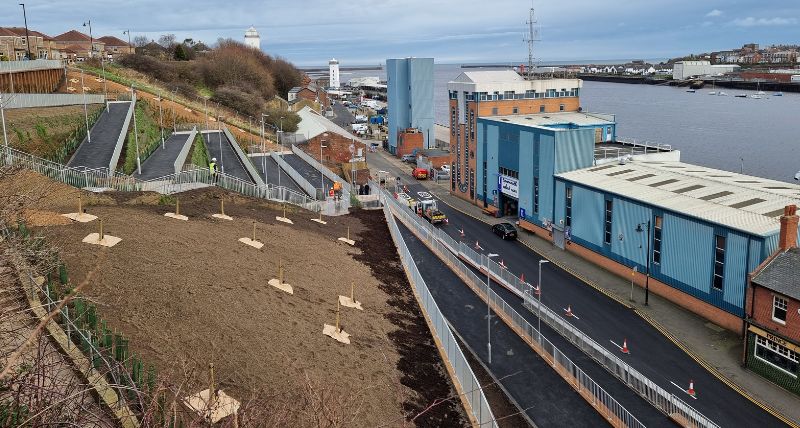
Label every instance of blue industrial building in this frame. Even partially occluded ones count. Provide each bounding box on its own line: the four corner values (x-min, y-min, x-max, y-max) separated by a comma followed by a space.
476, 111, 800, 329
386, 57, 434, 154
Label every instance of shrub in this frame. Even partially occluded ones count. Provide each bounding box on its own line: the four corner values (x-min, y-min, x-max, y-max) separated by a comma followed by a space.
211, 85, 265, 117
190, 132, 209, 168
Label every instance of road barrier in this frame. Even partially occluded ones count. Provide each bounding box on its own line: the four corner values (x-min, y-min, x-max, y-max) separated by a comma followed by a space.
383, 203, 497, 427
0, 93, 106, 109
379, 186, 720, 428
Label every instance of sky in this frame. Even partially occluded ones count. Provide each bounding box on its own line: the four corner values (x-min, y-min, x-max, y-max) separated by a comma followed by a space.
2, 1, 799, 66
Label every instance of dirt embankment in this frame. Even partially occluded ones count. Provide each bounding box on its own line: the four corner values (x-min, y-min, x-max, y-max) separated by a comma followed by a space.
30, 184, 467, 427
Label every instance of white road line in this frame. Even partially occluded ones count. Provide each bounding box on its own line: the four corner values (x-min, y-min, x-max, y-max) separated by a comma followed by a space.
610, 340, 624, 351
669, 380, 697, 399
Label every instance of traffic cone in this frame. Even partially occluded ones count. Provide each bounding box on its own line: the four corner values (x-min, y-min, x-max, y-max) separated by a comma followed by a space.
565, 305, 574, 317
534, 286, 541, 296
687, 380, 696, 397
474, 240, 483, 251
459, 227, 465, 237
444, 218, 449, 225
520, 273, 525, 283
499, 259, 506, 269
621, 339, 630, 354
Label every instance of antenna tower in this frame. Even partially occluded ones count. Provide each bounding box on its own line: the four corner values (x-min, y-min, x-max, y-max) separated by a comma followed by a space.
524, 4, 541, 80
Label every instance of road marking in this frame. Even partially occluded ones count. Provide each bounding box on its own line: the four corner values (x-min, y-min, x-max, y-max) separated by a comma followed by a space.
417, 191, 433, 199
670, 380, 697, 399
609, 340, 627, 354
563, 307, 580, 320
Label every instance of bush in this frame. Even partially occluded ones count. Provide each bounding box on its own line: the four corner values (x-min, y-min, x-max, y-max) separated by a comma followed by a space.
190, 132, 209, 168
211, 85, 265, 117
263, 107, 300, 133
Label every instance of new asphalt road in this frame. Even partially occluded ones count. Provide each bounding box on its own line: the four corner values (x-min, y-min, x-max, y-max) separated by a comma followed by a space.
67, 102, 131, 170
203, 131, 253, 183
375, 154, 789, 427
252, 154, 308, 196
134, 133, 191, 180
282, 153, 333, 194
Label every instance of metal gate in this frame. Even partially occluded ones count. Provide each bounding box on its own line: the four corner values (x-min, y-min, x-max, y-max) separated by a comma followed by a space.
553, 227, 565, 249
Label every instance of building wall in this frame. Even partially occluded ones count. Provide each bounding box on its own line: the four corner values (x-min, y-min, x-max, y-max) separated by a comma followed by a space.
745, 331, 800, 395
750, 287, 800, 342
553, 178, 766, 317
451, 96, 580, 204
386, 58, 433, 154
0, 68, 64, 93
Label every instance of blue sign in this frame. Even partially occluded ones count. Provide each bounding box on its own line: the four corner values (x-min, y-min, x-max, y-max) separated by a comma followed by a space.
519, 208, 526, 219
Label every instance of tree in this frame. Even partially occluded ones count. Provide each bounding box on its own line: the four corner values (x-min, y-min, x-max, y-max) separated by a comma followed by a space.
174, 44, 188, 61
132, 35, 149, 47
157, 33, 176, 48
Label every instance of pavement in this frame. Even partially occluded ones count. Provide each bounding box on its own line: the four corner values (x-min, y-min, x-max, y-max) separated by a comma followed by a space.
282, 153, 333, 194
330, 102, 356, 129
67, 102, 132, 170
203, 131, 253, 183
251, 154, 307, 196
367, 147, 800, 426
133, 133, 191, 180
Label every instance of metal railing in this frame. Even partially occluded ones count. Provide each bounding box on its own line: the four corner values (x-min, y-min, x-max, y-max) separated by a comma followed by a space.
291, 144, 353, 194
0, 59, 63, 73
382, 202, 497, 427
595, 138, 674, 161
1, 93, 106, 109
380, 186, 719, 428
272, 152, 320, 199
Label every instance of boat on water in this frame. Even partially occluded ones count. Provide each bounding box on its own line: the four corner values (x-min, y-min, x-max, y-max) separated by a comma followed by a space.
735, 94, 748, 98
686, 89, 696, 93
750, 94, 763, 99
774, 92, 784, 96
718, 91, 728, 96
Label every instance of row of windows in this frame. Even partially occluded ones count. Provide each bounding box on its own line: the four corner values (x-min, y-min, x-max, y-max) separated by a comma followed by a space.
489, 104, 566, 115
713, 235, 726, 291
499, 167, 518, 179
755, 335, 799, 376
449, 89, 580, 101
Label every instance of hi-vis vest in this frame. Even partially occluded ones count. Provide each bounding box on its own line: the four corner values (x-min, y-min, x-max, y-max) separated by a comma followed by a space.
209, 162, 217, 174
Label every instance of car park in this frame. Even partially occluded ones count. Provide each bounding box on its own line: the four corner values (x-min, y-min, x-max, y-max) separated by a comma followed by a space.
491, 222, 518, 240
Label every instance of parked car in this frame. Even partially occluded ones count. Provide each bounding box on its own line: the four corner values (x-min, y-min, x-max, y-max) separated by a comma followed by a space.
401, 154, 416, 163
491, 222, 518, 240
440, 165, 451, 174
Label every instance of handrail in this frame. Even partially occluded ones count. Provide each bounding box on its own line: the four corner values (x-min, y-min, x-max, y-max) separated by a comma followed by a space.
291, 144, 352, 194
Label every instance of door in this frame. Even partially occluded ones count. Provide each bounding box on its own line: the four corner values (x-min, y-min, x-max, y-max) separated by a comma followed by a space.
553, 227, 565, 250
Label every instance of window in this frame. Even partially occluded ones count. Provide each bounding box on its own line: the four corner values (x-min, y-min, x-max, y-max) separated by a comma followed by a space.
525, 90, 535, 98
559, 104, 565, 111
713, 235, 725, 290
565, 187, 573, 227
774, 296, 788, 324
504, 91, 515, 99
512, 107, 519, 114
498, 168, 518, 179
533, 177, 539, 213
491, 107, 498, 115
604, 200, 613, 244
539, 105, 545, 113
653, 216, 662, 264
450, 91, 458, 100
755, 335, 799, 376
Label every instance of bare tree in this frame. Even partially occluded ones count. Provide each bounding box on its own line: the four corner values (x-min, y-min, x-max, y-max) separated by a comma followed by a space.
132, 35, 150, 47
157, 34, 177, 49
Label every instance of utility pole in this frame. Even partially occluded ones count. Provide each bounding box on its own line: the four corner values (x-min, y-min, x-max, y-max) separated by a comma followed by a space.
523, 4, 540, 80
486, 253, 499, 364
131, 84, 141, 174
158, 96, 165, 149
19, 4, 32, 60
81, 69, 91, 143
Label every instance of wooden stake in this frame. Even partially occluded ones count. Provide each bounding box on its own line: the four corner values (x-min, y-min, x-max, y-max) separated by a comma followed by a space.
220, 199, 225, 216
252, 221, 256, 242
78, 194, 83, 213
208, 362, 216, 409
278, 259, 284, 284
175, 198, 180, 216
336, 300, 341, 333
351, 281, 355, 301
347, 226, 350, 241
283, 204, 287, 219
98, 219, 104, 241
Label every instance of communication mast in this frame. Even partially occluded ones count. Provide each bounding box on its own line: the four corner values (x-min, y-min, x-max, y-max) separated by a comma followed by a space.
523, 5, 541, 80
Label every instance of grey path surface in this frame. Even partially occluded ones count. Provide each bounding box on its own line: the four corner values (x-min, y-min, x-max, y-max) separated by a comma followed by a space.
67, 102, 131, 170
282, 153, 333, 192
331, 102, 355, 128
203, 131, 253, 183
133, 133, 188, 180
397, 219, 636, 427
369, 148, 790, 427
252, 154, 308, 196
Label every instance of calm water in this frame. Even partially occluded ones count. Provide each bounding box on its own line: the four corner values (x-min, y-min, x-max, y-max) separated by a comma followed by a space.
342, 64, 800, 183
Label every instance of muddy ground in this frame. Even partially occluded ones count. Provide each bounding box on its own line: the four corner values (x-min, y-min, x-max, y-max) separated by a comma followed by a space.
22, 179, 467, 427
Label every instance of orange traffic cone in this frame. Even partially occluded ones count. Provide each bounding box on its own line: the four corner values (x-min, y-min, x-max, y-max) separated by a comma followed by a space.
687, 380, 696, 397
459, 228, 465, 237
621, 339, 630, 354
534, 285, 541, 296
565, 305, 574, 317
474, 241, 483, 251
499, 260, 506, 269
520, 273, 525, 283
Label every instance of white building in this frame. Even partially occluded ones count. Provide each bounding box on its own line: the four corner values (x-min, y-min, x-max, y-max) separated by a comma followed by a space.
672, 60, 710, 80
244, 26, 260, 50
329, 58, 340, 89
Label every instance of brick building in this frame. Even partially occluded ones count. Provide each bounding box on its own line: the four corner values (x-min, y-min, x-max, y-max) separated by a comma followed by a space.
744, 205, 800, 394
287, 84, 328, 110
0, 27, 62, 60
52, 30, 104, 58
97, 36, 134, 58
292, 106, 365, 181
447, 70, 582, 205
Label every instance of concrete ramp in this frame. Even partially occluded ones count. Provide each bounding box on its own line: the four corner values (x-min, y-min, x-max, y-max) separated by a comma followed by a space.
134, 129, 196, 180
251, 154, 309, 196
67, 101, 134, 171
202, 130, 254, 183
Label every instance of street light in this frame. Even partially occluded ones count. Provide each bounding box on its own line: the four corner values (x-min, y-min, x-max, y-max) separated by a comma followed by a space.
19, 4, 31, 61
217, 113, 224, 175
320, 133, 328, 200
81, 69, 91, 143
486, 252, 499, 364
131, 84, 141, 174
1, 92, 9, 163
83, 20, 107, 109
635, 221, 651, 306
537, 259, 549, 344
158, 96, 165, 149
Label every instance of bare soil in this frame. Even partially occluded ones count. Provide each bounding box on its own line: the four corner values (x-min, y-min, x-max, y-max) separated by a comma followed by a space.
4, 105, 103, 159
30, 185, 467, 427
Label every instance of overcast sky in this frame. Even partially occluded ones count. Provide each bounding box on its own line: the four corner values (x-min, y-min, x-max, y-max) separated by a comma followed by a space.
2, 1, 798, 65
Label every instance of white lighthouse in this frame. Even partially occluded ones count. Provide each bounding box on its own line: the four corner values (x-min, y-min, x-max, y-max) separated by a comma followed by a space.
329, 58, 340, 89
244, 26, 261, 50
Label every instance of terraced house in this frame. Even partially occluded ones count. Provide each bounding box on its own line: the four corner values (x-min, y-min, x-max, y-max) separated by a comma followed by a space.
0, 27, 63, 60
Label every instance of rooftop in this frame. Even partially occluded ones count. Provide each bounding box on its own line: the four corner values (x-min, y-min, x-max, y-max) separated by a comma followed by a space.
53, 30, 93, 42
753, 247, 800, 300
295, 106, 357, 140
482, 111, 616, 128
453, 70, 524, 83
556, 160, 800, 236
97, 36, 130, 46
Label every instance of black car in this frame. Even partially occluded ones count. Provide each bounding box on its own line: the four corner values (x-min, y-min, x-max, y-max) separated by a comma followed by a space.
491, 222, 518, 240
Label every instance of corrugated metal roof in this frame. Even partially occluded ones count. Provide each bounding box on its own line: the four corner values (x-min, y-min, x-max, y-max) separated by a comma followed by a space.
556, 160, 800, 236
483, 111, 615, 128
295, 106, 356, 140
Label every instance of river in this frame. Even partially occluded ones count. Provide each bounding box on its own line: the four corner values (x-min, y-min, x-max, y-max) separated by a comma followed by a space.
340, 64, 799, 183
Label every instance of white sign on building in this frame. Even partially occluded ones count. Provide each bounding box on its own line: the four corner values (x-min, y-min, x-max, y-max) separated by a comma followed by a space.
499, 175, 519, 199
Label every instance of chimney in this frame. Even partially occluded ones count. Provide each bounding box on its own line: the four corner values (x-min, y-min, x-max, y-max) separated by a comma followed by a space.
779, 205, 798, 251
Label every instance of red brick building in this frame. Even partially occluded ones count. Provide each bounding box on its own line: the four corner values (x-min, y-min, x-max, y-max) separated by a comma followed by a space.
396, 129, 424, 157
744, 205, 800, 394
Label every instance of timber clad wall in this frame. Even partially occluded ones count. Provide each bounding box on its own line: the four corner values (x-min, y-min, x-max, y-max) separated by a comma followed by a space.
0, 68, 64, 93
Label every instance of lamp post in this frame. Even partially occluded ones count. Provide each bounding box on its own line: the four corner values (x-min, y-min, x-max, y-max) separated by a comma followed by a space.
217, 113, 224, 175
278, 116, 285, 147
158, 96, 165, 149
1, 92, 9, 163
171, 87, 177, 131
635, 220, 651, 306
486, 252, 499, 364
122, 30, 132, 51
203, 97, 209, 132
19, 4, 31, 60
320, 133, 328, 200
131, 84, 141, 174
537, 259, 549, 344
81, 69, 90, 143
